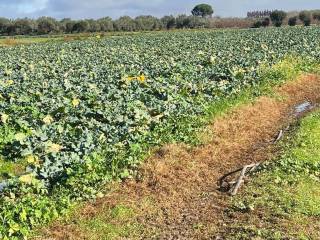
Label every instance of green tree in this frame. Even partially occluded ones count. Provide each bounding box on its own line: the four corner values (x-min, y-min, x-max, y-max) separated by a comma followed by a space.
299, 11, 312, 26
114, 16, 136, 31
13, 18, 35, 35
313, 10, 320, 21
161, 16, 176, 29
65, 21, 75, 33
0, 18, 11, 35
252, 21, 262, 28
98, 17, 114, 32
37, 17, 59, 34
59, 18, 72, 33
188, 16, 208, 28
87, 19, 101, 32
262, 17, 270, 27
288, 16, 298, 26
270, 10, 287, 27
135, 15, 161, 31
176, 15, 190, 28
72, 20, 90, 33
191, 4, 214, 18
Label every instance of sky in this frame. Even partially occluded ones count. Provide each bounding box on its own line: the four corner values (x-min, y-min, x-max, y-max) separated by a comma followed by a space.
0, 0, 319, 20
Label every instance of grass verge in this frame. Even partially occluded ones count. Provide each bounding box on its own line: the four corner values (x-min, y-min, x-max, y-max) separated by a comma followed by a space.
227, 110, 320, 239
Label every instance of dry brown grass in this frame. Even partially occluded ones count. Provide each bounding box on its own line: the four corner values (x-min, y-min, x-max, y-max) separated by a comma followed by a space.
38, 74, 320, 240
63, 35, 83, 42
1, 38, 18, 46
208, 18, 256, 29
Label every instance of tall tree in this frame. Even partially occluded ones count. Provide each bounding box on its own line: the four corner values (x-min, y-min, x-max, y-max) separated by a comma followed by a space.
59, 18, 72, 33
13, 18, 35, 35
87, 19, 101, 32
161, 16, 176, 29
114, 16, 136, 31
288, 16, 298, 26
191, 4, 214, 18
270, 10, 287, 27
98, 17, 114, 32
262, 17, 270, 27
65, 21, 75, 33
313, 10, 320, 21
72, 20, 90, 33
176, 15, 190, 28
299, 11, 312, 26
135, 15, 161, 31
0, 18, 10, 35
37, 17, 59, 34
188, 16, 208, 28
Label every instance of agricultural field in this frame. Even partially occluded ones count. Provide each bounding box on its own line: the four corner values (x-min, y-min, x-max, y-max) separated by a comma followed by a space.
0, 31, 155, 47
0, 27, 320, 239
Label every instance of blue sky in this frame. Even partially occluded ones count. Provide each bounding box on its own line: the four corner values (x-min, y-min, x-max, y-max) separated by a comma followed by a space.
0, 0, 319, 19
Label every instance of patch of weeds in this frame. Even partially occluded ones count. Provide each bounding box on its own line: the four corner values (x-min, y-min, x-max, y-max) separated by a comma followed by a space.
0, 126, 29, 179
0, 159, 28, 180
226, 225, 283, 240
292, 176, 320, 216
192, 222, 205, 230
77, 204, 143, 240
111, 205, 135, 219
87, 220, 141, 239
259, 55, 309, 85
82, 219, 142, 240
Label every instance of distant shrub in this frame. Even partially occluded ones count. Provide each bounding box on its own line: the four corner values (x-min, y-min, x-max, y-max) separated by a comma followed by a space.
209, 18, 255, 29
252, 21, 263, 28
288, 16, 298, 26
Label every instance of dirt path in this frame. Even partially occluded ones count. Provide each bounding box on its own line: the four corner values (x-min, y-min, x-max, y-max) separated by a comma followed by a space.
40, 74, 320, 240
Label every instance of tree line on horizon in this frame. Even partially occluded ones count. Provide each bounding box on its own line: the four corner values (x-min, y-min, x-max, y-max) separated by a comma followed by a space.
0, 15, 212, 36
247, 10, 273, 18
252, 9, 320, 28
0, 4, 214, 36
0, 4, 319, 36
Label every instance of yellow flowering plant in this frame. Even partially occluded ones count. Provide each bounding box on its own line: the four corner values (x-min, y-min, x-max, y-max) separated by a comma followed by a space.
124, 74, 147, 83
42, 115, 54, 125
72, 98, 80, 107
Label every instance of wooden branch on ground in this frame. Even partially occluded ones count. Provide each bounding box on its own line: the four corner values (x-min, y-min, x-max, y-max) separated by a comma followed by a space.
219, 124, 292, 196
274, 129, 284, 143
230, 163, 260, 196
218, 162, 261, 195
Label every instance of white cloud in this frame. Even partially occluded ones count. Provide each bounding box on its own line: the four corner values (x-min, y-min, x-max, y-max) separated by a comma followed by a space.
0, 0, 49, 17
0, 0, 318, 19
16, 0, 49, 14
